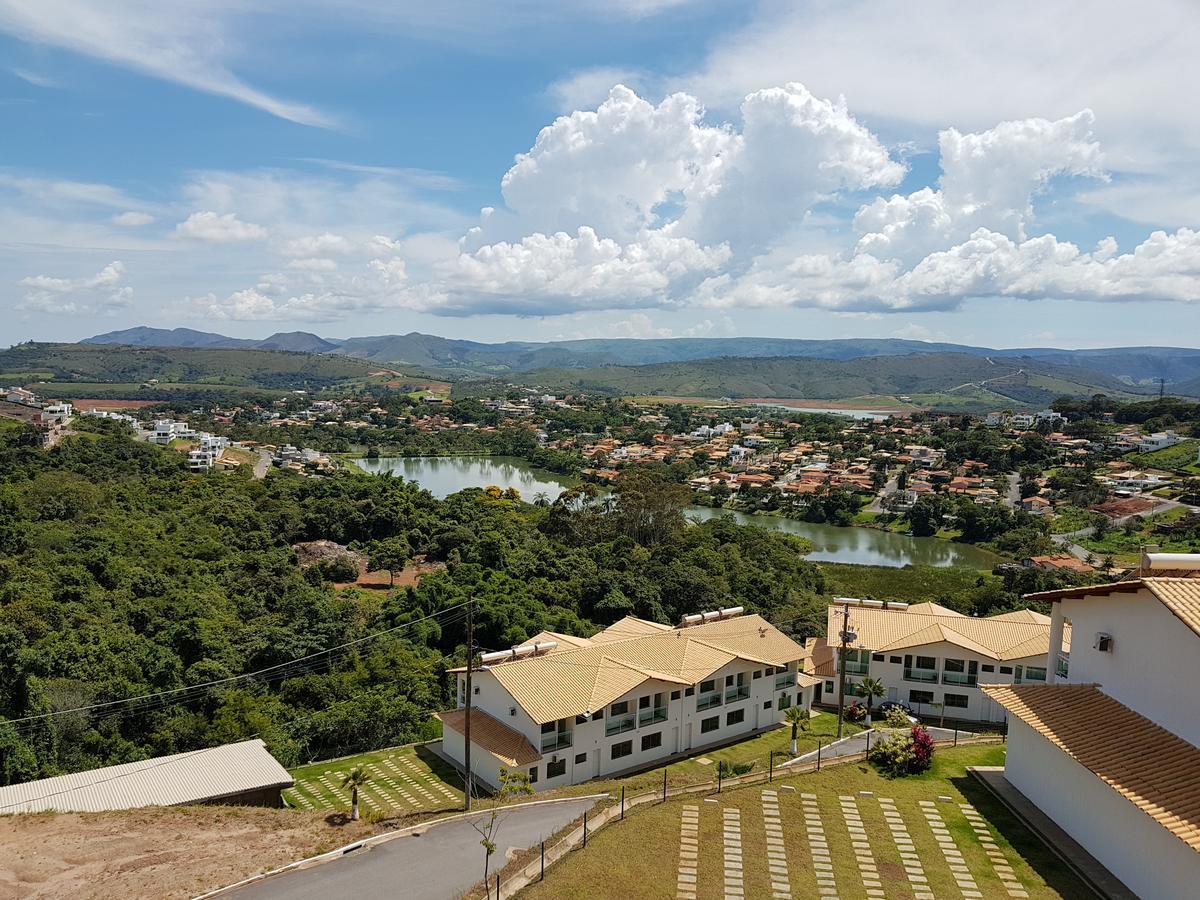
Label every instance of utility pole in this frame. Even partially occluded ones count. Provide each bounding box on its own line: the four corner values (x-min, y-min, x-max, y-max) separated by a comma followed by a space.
464, 596, 474, 811
1160, 377, 1166, 400
835, 602, 855, 740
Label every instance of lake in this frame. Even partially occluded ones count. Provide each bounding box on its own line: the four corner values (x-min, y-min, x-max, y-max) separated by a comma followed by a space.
359, 456, 999, 570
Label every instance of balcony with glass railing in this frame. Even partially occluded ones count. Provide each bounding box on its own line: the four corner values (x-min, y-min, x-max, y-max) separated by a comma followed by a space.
1015, 667, 1047, 684
541, 732, 572, 752
903, 667, 939, 683
774, 672, 796, 690
696, 692, 723, 711
638, 705, 667, 726
941, 671, 977, 687
724, 685, 750, 703
605, 712, 636, 736
844, 660, 870, 676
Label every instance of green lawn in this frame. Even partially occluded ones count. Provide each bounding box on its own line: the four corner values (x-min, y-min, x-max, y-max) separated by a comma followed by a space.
285, 743, 464, 817
819, 562, 998, 607
521, 745, 1091, 900
1125, 440, 1200, 474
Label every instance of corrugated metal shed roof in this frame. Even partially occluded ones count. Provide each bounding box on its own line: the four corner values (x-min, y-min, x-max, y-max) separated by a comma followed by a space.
982, 683, 1200, 853
0, 739, 293, 814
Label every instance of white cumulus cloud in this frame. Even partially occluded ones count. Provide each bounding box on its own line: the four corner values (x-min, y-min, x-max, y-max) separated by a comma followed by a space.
174, 211, 268, 243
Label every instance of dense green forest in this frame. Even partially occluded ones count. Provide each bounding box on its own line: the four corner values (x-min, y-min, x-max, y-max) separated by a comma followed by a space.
0, 423, 1087, 785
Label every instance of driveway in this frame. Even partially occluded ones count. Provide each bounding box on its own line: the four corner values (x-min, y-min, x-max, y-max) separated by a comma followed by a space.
252, 450, 272, 479
229, 797, 600, 900
866, 472, 899, 514
1003, 472, 1020, 508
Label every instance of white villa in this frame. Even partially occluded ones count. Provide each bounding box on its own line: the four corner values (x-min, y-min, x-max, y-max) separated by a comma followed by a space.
981, 554, 1200, 899
439, 610, 817, 792
807, 600, 1065, 723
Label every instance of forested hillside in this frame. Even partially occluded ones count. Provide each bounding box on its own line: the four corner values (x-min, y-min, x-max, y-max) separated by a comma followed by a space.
0, 424, 833, 783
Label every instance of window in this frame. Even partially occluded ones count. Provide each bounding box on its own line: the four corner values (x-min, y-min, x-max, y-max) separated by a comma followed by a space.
909, 690, 934, 704
763, 700, 772, 710
547, 758, 566, 778
981, 664, 995, 673
825, 681, 834, 693
529, 766, 538, 783
639, 696, 650, 709
641, 732, 662, 752
474, 685, 480, 694
611, 701, 629, 716
944, 693, 969, 708
574, 752, 587, 765
725, 674, 734, 686
889, 656, 902, 664
777, 693, 792, 710
700, 680, 716, 694
611, 740, 633, 760
872, 653, 885, 662
999, 665, 1013, 675
944, 658, 965, 673
576, 714, 589, 725
915, 656, 936, 670
765, 666, 774, 676
727, 709, 745, 726
1025, 666, 1047, 682
684, 686, 695, 697
671, 690, 681, 701
753, 670, 762, 680
701, 716, 720, 734
541, 721, 557, 735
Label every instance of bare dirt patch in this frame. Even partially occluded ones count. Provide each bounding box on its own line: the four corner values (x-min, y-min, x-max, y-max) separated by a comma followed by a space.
0, 806, 389, 900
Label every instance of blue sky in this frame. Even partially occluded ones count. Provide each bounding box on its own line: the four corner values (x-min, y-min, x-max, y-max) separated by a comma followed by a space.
3, 0, 1200, 349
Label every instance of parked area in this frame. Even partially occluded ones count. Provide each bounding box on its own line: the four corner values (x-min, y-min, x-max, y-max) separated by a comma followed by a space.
519, 745, 1093, 900
284, 744, 463, 816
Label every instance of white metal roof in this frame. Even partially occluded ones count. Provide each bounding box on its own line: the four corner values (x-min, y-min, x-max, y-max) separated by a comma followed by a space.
0, 739, 293, 814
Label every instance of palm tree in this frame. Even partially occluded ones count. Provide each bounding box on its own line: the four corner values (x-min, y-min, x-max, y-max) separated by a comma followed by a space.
783, 706, 809, 756
341, 766, 370, 821
856, 677, 886, 726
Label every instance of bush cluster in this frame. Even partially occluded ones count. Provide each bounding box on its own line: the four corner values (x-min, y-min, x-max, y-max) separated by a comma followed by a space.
867, 725, 935, 777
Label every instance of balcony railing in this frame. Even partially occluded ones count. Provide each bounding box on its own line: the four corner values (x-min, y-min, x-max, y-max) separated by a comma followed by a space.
774, 672, 796, 690
903, 667, 939, 683
941, 672, 977, 687
605, 712, 636, 737
541, 732, 572, 753
844, 661, 870, 676
638, 706, 668, 726
1016, 668, 1047, 684
696, 692, 723, 711
724, 685, 750, 703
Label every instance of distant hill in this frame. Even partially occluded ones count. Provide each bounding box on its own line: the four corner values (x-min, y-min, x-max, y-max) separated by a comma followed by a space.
78, 326, 1200, 388
496, 352, 1168, 411
0, 342, 374, 392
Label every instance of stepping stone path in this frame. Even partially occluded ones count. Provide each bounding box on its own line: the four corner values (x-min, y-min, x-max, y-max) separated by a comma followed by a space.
877, 797, 934, 900
960, 802, 1029, 898
676, 805, 699, 900
723, 807, 744, 900
800, 793, 838, 899
838, 795, 883, 898
920, 799, 980, 898
761, 789, 792, 899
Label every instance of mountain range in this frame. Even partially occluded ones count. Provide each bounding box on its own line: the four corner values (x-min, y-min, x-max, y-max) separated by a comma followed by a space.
83, 325, 1200, 388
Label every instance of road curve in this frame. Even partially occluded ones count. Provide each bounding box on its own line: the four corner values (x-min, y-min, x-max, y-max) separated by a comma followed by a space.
229, 797, 600, 900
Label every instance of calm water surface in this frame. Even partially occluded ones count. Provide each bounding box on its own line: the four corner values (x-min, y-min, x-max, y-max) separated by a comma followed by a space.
361, 456, 998, 569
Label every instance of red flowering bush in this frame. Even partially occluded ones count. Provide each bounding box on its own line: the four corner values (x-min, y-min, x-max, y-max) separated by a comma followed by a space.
867, 724, 935, 777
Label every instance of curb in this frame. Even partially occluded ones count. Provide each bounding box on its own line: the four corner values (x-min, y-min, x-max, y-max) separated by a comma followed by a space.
192, 793, 609, 899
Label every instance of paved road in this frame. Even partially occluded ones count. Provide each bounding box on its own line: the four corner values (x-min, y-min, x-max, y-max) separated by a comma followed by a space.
1003, 472, 1020, 508
787, 726, 962, 765
866, 473, 899, 514
252, 450, 272, 479
230, 797, 600, 900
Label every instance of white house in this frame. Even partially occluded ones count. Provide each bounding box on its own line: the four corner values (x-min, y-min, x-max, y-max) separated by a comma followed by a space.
807, 600, 1064, 723
439, 611, 817, 792
982, 555, 1200, 899
1136, 430, 1183, 453
1009, 413, 1035, 428
5, 387, 37, 405
149, 419, 196, 445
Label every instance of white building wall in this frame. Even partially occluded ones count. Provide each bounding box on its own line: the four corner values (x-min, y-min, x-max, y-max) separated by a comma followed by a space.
1004, 718, 1200, 900
1061, 590, 1200, 746
452, 657, 809, 793
828, 640, 1047, 724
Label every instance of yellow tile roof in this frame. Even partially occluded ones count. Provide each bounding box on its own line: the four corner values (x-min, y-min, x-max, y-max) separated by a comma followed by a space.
485, 614, 811, 724
588, 615, 673, 644
826, 604, 1068, 661
437, 708, 541, 767
905, 602, 966, 617
981, 683, 1200, 853
1026, 577, 1200, 640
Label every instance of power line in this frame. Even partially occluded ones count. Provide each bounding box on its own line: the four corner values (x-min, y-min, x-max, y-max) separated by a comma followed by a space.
6, 601, 473, 728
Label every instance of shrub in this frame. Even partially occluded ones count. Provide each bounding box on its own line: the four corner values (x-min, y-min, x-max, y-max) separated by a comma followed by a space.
844, 701, 866, 723
717, 760, 755, 778
883, 707, 912, 729
867, 725, 935, 777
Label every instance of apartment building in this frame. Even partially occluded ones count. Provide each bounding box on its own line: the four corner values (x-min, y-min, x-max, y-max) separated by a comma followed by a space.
982, 554, 1200, 898
807, 600, 1064, 723
439, 611, 816, 792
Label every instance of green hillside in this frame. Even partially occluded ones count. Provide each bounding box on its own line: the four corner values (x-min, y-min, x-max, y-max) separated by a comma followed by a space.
493, 352, 1163, 410
0, 342, 376, 392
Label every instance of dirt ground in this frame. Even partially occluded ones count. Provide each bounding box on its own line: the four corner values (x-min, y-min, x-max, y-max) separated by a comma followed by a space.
0, 806, 389, 899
